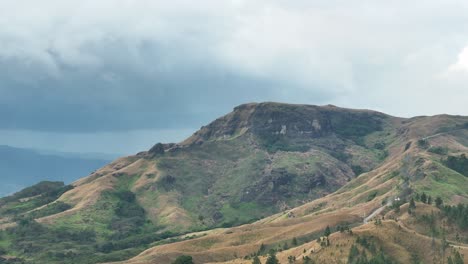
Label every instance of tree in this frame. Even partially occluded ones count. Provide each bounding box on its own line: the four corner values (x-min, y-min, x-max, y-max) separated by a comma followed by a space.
265, 250, 279, 264
453, 250, 464, 264
421, 193, 427, 203
348, 244, 360, 263
149, 142, 165, 155
409, 198, 416, 209
172, 255, 194, 264
427, 196, 432, 205
448, 256, 455, 264
258, 243, 266, 254
435, 197, 443, 208
415, 193, 420, 201
291, 237, 298, 246
324, 225, 331, 238
288, 255, 296, 264
303, 256, 313, 264
252, 256, 261, 264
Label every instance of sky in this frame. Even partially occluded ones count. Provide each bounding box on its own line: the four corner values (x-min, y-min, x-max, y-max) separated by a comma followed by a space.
1, 0, 468, 155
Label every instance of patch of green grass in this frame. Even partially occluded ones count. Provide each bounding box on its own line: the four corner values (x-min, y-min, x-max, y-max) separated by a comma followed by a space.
413, 161, 468, 203
27, 201, 71, 219
220, 202, 264, 226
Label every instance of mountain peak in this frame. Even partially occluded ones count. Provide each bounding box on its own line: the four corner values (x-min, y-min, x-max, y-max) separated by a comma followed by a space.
182, 102, 390, 146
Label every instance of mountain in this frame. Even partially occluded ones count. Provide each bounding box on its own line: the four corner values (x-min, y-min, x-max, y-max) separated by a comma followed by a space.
0, 145, 113, 197
0, 102, 467, 264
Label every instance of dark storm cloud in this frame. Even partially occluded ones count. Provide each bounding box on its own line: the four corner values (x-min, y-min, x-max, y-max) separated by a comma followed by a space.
0, 43, 333, 132
1, 0, 468, 136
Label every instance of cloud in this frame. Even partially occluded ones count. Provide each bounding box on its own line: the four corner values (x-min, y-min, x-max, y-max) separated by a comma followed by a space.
1, 0, 468, 137
448, 46, 468, 73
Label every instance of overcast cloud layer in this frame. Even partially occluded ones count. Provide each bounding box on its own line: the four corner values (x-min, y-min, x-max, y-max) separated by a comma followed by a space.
1, 0, 468, 153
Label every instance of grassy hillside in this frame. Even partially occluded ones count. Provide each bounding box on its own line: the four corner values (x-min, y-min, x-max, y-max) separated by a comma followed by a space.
0, 103, 467, 264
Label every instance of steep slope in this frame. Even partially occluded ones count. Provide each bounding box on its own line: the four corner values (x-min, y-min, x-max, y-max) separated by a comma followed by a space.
115, 112, 468, 264
42, 103, 396, 232
1, 102, 467, 264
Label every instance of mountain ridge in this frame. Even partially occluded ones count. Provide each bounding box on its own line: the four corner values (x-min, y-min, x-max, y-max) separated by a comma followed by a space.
1, 102, 467, 264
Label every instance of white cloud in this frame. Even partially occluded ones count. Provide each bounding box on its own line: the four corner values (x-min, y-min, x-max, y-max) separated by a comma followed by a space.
448, 46, 468, 73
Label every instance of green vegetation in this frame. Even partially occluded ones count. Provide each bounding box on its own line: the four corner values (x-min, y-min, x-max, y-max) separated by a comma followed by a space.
1, 104, 467, 264
441, 203, 468, 230
0, 181, 73, 216
347, 236, 395, 264
265, 250, 279, 264
428, 146, 448, 155
0, 179, 182, 263
417, 139, 429, 149
28, 201, 72, 219
444, 154, 468, 177
330, 112, 383, 141
447, 250, 465, 264
258, 134, 310, 153
413, 161, 468, 203
171, 255, 194, 264
252, 256, 261, 264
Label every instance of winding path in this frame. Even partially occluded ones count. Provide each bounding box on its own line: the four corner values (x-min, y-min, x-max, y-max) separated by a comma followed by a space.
364, 205, 387, 224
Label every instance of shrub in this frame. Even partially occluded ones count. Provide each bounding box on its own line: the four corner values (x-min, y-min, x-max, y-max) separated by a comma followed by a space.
172, 255, 194, 264
428, 146, 448, 155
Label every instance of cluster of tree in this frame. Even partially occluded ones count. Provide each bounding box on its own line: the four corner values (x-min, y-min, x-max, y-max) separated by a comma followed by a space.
315, 226, 332, 247
27, 201, 72, 219
0, 182, 73, 216
0, 188, 181, 263
0, 181, 69, 205
417, 139, 429, 149
418, 211, 440, 236
96, 231, 175, 253
251, 250, 280, 264
441, 203, 468, 230
444, 154, 468, 177
427, 146, 448, 155
347, 236, 395, 264
0, 217, 99, 263
109, 190, 146, 238
171, 255, 194, 264
351, 165, 365, 176
447, 250, 465, 264
414, 193, 443, 208
0, 256, 24, 264
337, 224, 353, 235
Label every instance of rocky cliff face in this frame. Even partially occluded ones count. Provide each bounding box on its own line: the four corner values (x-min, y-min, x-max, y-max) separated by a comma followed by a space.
184, 102, 391, 149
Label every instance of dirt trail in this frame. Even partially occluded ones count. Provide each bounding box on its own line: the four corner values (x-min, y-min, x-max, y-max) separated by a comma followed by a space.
364, 205, 388, 224
422, 127, 466, 141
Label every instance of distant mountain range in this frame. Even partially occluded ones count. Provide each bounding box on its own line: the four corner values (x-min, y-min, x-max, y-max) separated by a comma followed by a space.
0, 145, 116, 197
